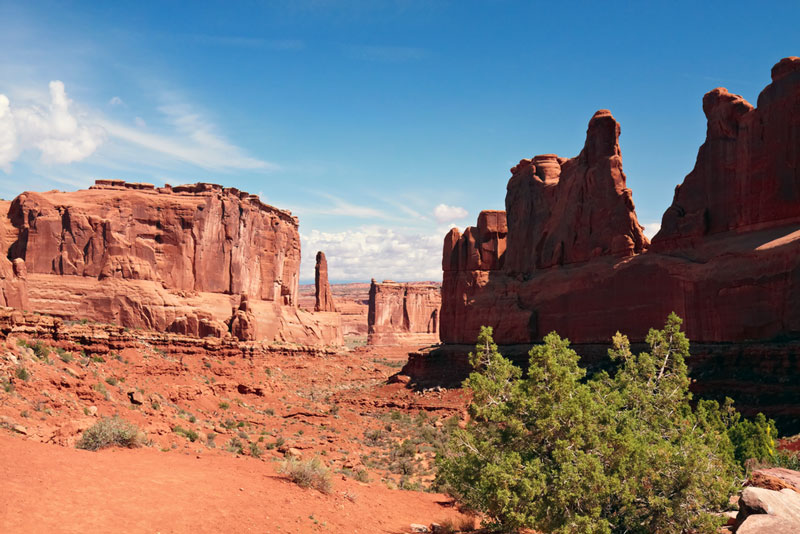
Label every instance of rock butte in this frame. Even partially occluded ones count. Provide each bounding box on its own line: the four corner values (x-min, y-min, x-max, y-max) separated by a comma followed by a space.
3, 180, 341, 345
314, 251, 336, 313
441, 57, 800, 346
367, 279, 440, 346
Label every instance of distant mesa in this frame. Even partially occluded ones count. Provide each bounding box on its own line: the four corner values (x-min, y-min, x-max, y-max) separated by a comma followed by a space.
367, 279, 440, 346
2, 179, 342, 346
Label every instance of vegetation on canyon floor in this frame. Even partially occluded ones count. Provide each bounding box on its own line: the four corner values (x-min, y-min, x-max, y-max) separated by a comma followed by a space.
436, 314, 781, 534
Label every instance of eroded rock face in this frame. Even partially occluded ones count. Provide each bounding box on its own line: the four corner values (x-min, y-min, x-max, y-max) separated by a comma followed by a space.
9, 181, 300, 304
654, 57, 800, 250
441, 58, 800, 346
1, 181, 342, 346
367, 280, 440, 346
504, 111, 647, 273
314, 251, 336, 312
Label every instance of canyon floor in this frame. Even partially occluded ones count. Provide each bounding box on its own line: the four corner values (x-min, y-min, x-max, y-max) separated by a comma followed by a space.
0, 330, 475, 534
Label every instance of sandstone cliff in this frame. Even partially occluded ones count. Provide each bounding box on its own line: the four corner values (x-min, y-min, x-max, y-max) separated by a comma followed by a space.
441, 57, 800, 346
367, 280, 440, 346
3, 181, 341, 346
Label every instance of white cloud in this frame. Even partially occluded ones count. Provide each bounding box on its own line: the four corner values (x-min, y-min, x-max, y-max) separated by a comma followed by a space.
109, 96, 125, 107
0, 95, 20, 172
433, 203, 468, 223
0, 80, 106, 170
95, 101, 275, 172
300, 226, 444, 282
134, 116, 146, 128
642, 221, 661, 239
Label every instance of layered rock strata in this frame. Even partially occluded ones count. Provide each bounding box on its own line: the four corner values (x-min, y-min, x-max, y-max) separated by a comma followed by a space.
367, 280, 440, 346
314, 251, 336, 312
441, 58, 800, 347
3, 181, 341, 346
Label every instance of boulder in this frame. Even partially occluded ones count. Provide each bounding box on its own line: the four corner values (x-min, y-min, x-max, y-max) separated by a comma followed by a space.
749, 468, 800, 494
736, 487, 800, 527
736, 514, 799, 533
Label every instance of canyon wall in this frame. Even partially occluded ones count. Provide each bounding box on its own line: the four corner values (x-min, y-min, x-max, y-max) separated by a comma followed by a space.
441, 57, 800, 346
3, 180, 341, 346
367, 280, 440, 346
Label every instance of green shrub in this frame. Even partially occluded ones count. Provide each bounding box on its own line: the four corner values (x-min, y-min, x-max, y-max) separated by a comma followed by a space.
76, 416, 143, 451
173, 425, 199, 442
279, 457, 332, 493
56, 348, 73, 363
354, 468, 370, 483
14, 366, 30, 381
226, 437, 244, 454
249, 441, 262, 458
436, 315, 757, 534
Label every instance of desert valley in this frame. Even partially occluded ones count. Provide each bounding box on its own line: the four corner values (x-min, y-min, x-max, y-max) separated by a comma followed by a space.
2, 3, 800, 533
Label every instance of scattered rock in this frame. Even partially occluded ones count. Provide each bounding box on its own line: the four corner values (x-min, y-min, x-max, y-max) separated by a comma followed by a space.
127, 390, 144, 405
284, 447, 302, 459
409, 524, 429, 533
87, 406, 98, 417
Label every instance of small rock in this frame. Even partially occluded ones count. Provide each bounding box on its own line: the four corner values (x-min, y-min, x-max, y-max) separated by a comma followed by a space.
409, 524, 429, 533
127, 389, 144, 405
65, 367, 83, 379
87, 406, 98, 417
285, 447, 302, 459
11, 424, 27, 435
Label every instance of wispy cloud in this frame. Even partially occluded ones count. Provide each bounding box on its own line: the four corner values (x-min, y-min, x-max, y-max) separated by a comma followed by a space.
0, 79, 276, 174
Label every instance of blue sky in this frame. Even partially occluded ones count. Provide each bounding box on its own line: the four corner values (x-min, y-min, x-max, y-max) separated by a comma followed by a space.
0, 1, 798, 283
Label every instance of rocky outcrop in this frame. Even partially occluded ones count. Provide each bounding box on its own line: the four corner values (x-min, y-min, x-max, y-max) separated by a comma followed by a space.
441, 58, 800, 347
367, 280, 440, 346
2, 181, 342, 346
504, 110, 647, 273
9, 181, 299, 303
314, 251, 336, 312
654, 57, 800, 250
230, 295, 256, 341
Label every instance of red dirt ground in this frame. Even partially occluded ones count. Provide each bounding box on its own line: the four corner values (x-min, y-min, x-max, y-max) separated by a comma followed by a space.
0, 432, 467, 534
0, 329, 474, 534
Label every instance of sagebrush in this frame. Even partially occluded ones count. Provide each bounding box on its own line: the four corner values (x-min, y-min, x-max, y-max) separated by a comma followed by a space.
76, 416, 144, 451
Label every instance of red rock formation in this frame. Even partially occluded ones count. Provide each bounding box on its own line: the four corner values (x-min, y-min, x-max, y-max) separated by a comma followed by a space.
441, 58, 800, 346
654, 57, 800, 250
314, 251, 336, 312
230, 295, 256, 341
2, 181, 342, 346
367, 280, 440, 346
9, 181, 299, 303
504, 111, 647, 272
